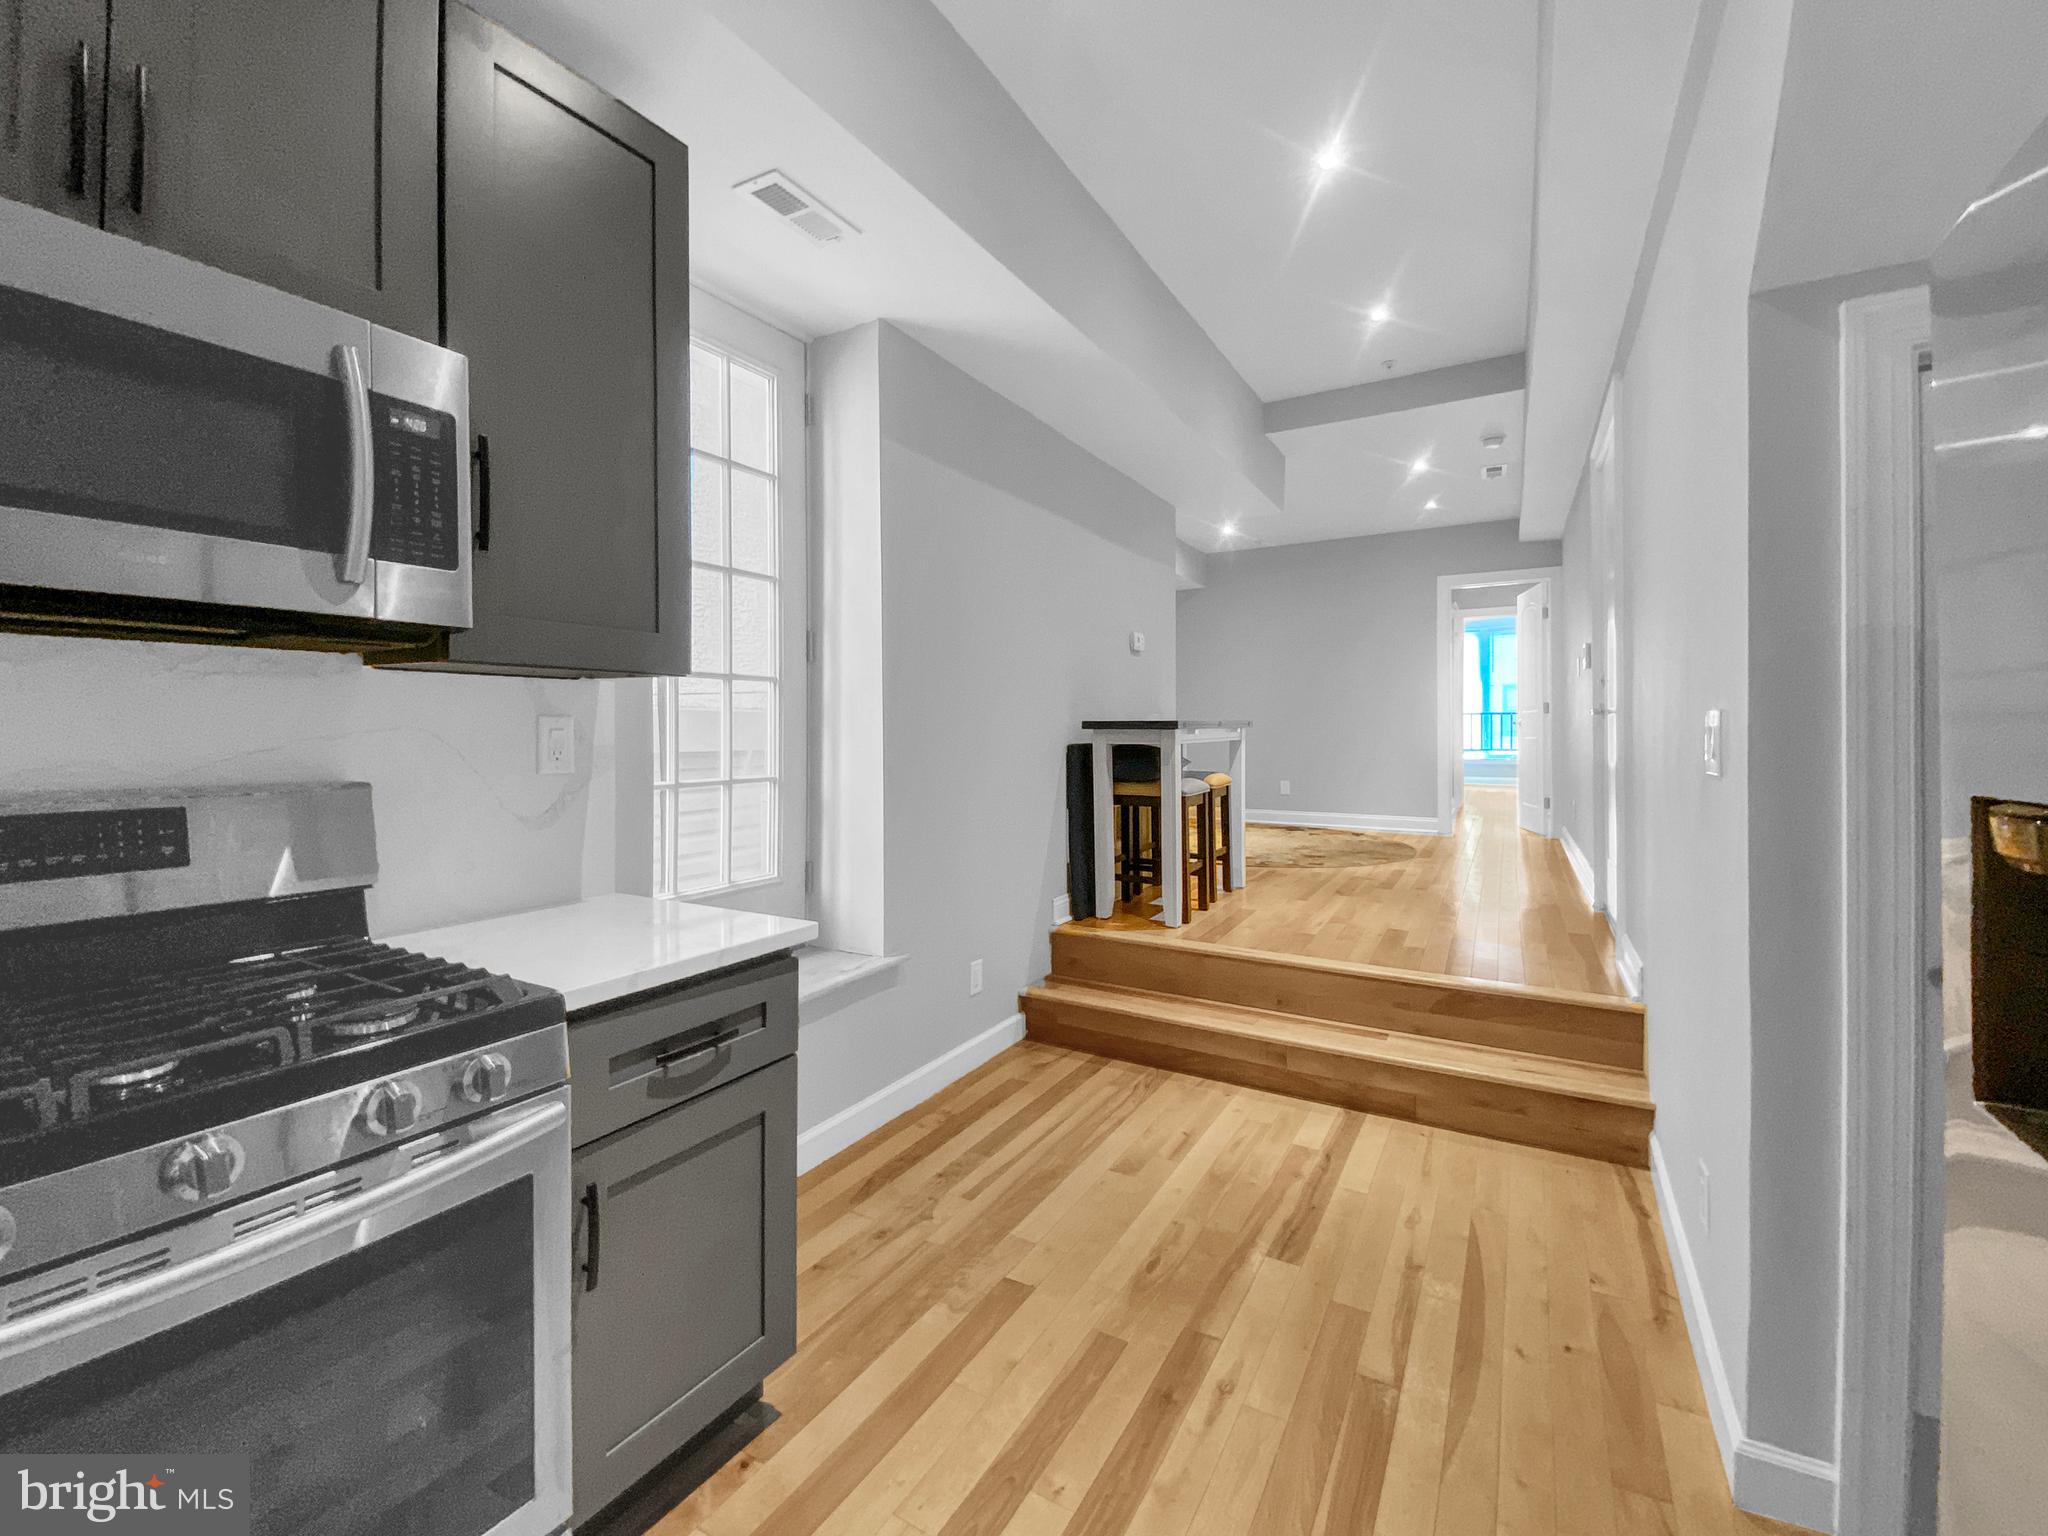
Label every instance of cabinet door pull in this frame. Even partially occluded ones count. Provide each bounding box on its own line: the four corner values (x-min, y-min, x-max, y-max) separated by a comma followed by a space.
655, 1029, 741, 1078
67, 42, 92, 199
126, 63, 149, 216
580, 1181, 601, 1292
473, 433, 492, 551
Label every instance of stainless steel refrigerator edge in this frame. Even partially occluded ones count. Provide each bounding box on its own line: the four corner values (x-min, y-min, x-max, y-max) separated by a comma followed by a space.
1929, 113, 2048, 1534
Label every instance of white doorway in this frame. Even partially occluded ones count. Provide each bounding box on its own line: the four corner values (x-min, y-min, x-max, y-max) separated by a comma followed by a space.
1515, 580, 1552, 834
1436, 565, 1561, 837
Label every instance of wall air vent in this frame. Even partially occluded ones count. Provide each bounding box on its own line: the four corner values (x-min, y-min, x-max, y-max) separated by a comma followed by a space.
1482, 463, 1508, 480
735, 171, 859, 245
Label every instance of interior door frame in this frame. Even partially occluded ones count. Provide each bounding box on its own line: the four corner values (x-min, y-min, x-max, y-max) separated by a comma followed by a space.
1836, 284, 1934, 1536
1436, 565, 1562, 836
1514, 580, 1553, 836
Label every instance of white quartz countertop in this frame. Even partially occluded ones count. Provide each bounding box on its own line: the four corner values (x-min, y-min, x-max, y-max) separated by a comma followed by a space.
388, 893, 819, 1014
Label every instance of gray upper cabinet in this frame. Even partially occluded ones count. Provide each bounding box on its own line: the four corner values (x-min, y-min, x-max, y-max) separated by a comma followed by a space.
0, 0, 109, 222
99, 0, 438, 339
435, 2, 690, 678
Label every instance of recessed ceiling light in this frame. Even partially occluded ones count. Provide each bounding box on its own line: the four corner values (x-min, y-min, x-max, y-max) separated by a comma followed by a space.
1219, 520, 1240, 540
1313, 138, 1347, 176
1411, 454, 1431, 475
1367, 302, 1391, 326
1425, 497, 1441, 511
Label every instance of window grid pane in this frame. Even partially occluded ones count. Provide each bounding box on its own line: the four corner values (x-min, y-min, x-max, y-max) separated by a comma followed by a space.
656, 336, 783, 895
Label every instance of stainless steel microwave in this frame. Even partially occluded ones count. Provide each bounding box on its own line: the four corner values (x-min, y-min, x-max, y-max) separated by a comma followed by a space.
0, 199, 469, 643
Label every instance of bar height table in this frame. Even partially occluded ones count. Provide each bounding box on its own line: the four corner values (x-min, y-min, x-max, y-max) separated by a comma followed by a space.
1082, 719, 1249, 928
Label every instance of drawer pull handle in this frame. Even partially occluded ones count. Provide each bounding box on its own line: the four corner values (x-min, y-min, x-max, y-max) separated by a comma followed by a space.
580, 1182, 601, 1293
655, 1029, 742, 1078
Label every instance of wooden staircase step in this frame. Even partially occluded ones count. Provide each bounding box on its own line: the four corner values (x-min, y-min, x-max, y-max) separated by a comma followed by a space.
1051, 925, 1644, 1070
1022, 977, 1653, 1167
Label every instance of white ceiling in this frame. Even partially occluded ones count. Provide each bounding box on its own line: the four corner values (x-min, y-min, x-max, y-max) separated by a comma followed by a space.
1262, 391, 1525, 549
1753, 0, 2048, 292
925, 0, 1538, 405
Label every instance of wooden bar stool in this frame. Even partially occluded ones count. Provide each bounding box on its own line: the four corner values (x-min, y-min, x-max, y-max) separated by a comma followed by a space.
1112, 776, 1162, 902
1201, 771, 1232, 899
1180, 778, 1216, 912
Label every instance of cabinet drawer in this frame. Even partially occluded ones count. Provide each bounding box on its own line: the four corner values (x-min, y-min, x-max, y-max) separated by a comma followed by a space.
567, 953, 795, 1147
571, 1055, 796, 1525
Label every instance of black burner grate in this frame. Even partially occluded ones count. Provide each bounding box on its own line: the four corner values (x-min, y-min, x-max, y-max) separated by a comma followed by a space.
0, 937, 522, 1129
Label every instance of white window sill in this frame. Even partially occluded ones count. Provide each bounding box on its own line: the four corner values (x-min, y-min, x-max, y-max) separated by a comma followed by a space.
797, 945, 906, 1009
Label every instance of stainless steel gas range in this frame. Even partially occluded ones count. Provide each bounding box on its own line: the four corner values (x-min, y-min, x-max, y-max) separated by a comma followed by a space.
0, 783, 572, 1536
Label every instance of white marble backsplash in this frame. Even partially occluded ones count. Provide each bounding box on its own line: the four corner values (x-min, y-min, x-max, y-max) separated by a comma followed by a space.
0, 633, 619, 935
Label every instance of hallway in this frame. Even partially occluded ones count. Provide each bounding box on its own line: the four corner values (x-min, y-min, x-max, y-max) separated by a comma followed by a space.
1090, 787, 1628, 998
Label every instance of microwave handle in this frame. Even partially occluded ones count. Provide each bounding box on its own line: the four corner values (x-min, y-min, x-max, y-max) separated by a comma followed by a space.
334, 343, 374, 586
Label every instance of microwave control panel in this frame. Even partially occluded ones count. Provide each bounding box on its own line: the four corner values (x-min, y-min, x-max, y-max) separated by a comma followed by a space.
369, 394, 461, 572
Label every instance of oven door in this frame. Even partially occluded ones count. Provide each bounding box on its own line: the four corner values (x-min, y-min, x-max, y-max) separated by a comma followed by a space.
0, 198, 468, 629
0, 1091, 571, 1536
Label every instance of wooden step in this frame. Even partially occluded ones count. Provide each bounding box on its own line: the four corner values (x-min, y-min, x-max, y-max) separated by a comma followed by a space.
1051, 924, 1644, 1070
1022, 977, 1653, 1167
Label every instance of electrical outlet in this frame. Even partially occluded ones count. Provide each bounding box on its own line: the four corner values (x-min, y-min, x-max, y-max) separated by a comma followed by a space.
537, 715, 575, 776
1698, 1159, 1712, 1236
1129, 629, 1146, 655
969, 959, 984, 996
1279, 779, 1291, 797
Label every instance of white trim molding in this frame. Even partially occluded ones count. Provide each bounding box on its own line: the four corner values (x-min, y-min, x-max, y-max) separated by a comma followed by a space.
1051, 892, 1073, 929
1652, 1137, 1842, 1532
1613, 925, 1645, 1000
1436, 565, 1564, 834
1836, 284, 1932, 1536
797, 1012, 1026, 1174
1560, 824, 1599, 910
1247, 810, 1443, 836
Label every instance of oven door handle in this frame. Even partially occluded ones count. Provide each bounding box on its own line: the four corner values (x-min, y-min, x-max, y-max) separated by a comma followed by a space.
0, 1095, 566, 1357
334, 342, 375, 587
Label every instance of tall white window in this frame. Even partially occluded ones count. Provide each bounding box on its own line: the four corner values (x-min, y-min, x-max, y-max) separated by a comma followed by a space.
651, 341, 784, 896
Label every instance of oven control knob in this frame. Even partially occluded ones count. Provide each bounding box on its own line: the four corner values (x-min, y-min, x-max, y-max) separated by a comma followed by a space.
458, 1052, 513, 1105
159, 1132, 245, 1203
359, 1080, 424, 1138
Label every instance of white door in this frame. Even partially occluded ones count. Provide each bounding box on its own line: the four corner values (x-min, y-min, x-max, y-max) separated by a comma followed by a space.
1450, 610, 1466, 816
1591, 392, 1624, 918
1516, 582, 1550, 834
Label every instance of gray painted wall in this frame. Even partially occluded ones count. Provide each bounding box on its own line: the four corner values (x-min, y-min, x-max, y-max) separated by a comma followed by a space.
1175, 522, 1559, 824
1603, 0, 1797, 1464
799, 323, 1179, 1137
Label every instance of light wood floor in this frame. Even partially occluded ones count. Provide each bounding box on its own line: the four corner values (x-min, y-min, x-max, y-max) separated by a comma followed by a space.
650, 1044, 1805, 1536
1089, 787, 1627, 998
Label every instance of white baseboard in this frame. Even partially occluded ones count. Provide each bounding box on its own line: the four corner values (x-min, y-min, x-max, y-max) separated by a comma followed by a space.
796, 1012, 1025, 1174
1614, 925, 1645, 1000
1051, 892, 1072, 928
1651, 1135, 1840, 1533
1248, 809, 1444, 836
1560, 825, 1598, 909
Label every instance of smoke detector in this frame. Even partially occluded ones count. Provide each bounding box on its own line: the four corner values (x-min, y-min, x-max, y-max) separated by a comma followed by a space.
1482, 463, 1508, 480
734, 171, 859, 245
1480, 431, 1507, 452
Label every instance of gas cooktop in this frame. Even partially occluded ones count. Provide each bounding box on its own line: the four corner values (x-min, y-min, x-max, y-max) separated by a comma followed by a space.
0, 785, 565, 1187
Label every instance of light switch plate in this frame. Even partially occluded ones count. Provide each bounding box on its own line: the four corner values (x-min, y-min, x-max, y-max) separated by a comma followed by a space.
538, 715, 576, 776
969, 958, 984, 996
1702, 707, 1723, 778
1279, 779, 1291, 797
1129, 630, 1146, 655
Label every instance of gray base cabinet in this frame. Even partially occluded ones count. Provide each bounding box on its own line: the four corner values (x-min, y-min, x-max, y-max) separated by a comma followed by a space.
430, 1, 691, 678
566, 956, 798, 1526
